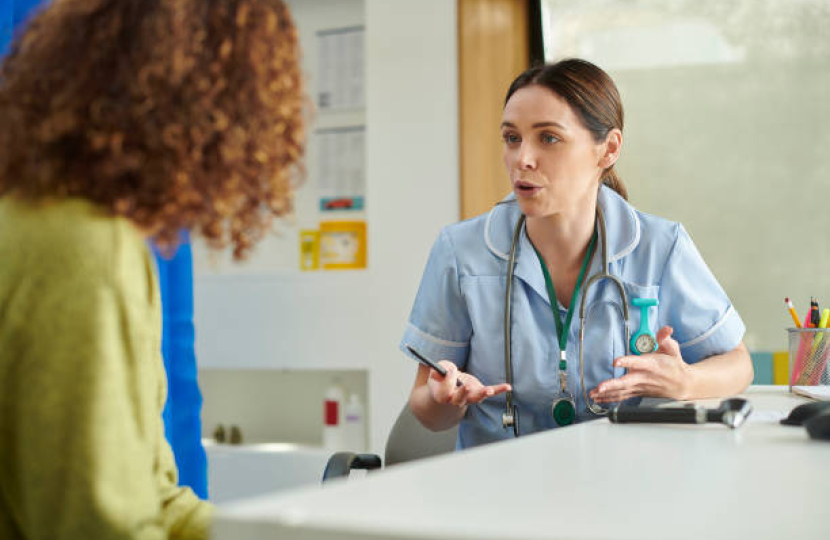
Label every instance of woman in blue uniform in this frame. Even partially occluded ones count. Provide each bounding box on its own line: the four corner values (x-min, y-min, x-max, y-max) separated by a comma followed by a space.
401, 59, 753, 449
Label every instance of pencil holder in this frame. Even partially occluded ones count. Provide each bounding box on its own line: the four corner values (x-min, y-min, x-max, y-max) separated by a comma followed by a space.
786, 328, 830, 390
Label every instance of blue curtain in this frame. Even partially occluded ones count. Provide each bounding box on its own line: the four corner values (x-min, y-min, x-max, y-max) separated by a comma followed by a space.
1, 1, 46, 55
0, 4, 10, 55
153, 235, 208, 500
1, 0, 208, 499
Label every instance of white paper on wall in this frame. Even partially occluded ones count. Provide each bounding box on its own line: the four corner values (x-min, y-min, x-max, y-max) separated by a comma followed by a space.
316, 26, 365, 110
316, 126, 365, 211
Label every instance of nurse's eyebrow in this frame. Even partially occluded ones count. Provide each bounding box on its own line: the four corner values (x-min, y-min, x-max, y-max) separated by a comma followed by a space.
532, 121, 567, 130
500, 121, 568, 131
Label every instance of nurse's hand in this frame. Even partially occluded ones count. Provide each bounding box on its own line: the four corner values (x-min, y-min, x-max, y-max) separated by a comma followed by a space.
589, 326, 692, 403
427, 361, 512, 408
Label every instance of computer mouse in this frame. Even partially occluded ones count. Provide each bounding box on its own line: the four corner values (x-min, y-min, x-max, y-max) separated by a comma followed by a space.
780, 401, 830, 426
804, 411, 830, 441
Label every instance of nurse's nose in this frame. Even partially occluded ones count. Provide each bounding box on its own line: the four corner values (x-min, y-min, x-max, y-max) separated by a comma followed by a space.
518, 142, 537, 170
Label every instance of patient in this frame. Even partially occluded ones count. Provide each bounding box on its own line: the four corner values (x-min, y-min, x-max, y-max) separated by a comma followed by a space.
0, 0, 304, 538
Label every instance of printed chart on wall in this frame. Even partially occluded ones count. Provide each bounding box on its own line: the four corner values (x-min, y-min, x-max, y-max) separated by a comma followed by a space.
305, 24, 368, 272
316, 26, 364, 111
317, 126, 365, 213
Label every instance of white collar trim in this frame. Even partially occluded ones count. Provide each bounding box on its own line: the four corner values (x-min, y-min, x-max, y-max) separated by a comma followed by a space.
483, 186, 641, 263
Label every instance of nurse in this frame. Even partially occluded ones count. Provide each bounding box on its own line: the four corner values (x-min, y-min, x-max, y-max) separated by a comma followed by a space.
402, 59, 753, 449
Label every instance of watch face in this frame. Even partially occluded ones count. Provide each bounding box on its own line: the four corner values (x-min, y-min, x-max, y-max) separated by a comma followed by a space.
634, 333, 656, 354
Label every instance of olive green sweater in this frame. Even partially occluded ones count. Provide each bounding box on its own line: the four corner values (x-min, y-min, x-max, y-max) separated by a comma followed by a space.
0, 198, 213, 539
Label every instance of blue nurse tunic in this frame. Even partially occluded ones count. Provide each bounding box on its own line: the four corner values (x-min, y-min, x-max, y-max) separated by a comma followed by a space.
400, 185, 746, 449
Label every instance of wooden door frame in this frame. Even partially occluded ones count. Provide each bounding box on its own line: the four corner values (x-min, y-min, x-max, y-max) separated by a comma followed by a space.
457, 0, 540, 220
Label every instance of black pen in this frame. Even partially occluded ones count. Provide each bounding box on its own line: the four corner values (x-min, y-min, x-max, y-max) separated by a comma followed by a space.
406, 345, 464, 387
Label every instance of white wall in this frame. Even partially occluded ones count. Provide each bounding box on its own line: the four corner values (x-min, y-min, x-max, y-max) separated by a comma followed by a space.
363, 0, 459, 453
193, 0, 458, 454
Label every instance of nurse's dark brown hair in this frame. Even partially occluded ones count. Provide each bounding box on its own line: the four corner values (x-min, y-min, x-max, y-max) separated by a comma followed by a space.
0, 0, 305, 259
505, 58, 627, 200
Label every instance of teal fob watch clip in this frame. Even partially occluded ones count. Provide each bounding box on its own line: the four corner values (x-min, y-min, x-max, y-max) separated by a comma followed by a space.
630, 298, 658, 355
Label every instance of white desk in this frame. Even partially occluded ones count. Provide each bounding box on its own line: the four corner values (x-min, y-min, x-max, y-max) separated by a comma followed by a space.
212, 387, 829, 540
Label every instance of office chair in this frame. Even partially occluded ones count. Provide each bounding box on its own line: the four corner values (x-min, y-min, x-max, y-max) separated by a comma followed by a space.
322, 403, 457, 481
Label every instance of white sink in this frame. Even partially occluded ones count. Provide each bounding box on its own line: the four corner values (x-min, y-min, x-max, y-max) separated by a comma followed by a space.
205, 441, 333, 504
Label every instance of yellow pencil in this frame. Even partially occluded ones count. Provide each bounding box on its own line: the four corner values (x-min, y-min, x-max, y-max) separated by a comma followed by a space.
785, 298, 802, 328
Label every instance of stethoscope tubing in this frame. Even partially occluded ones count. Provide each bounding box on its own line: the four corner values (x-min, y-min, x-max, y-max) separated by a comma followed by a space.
502, 202, 630, 435
502, 213, 525, 436
578, 206, 629, 416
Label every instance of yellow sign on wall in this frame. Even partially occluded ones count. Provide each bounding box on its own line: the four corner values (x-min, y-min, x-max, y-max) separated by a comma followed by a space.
299, 230, 320, 271
319, 221, 366, 270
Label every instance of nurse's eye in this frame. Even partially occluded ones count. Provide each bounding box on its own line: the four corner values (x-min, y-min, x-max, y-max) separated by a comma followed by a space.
541, 132, 560, 145
502, 132, 521, 146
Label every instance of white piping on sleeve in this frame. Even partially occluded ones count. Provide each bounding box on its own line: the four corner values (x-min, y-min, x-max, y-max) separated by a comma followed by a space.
679, 306, 736, 349
406, 323, 468, 348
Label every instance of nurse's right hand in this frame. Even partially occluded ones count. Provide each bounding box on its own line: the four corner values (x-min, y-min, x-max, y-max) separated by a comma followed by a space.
427, 361, 511, 408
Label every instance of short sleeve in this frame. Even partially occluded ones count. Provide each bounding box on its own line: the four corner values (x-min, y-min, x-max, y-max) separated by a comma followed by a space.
399, 229, 472, 369
657, 224, 746, 363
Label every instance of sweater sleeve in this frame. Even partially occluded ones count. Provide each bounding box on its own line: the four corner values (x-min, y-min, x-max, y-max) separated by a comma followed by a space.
155, 406, 214, 540
6, 268, 212, 539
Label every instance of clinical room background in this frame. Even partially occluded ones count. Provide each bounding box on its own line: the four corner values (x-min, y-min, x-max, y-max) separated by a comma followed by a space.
3, 0, 827, 500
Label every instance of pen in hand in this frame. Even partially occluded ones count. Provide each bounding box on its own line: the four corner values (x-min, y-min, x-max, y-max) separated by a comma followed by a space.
406, 345, 464, 387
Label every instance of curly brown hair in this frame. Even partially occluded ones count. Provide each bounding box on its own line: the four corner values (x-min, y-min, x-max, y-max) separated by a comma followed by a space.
0, 0, 305, 259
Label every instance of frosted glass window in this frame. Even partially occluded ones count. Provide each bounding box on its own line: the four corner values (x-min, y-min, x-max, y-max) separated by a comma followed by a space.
540, 0, 830, 351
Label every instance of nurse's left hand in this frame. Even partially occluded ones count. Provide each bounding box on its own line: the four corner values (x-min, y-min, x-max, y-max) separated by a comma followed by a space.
589, 326, 692, 403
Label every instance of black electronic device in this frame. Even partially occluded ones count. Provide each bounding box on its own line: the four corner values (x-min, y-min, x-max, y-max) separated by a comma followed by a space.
804, 411, 830, 441
406, 346, 463, 387
609, 398, 752, 429
780, 401, 830, 426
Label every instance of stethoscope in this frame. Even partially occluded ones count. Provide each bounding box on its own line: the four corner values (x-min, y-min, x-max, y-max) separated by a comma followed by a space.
501, 203, 659, 437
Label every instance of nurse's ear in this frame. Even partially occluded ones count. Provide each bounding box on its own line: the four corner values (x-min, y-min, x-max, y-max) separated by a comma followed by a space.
598, 128, 623, 169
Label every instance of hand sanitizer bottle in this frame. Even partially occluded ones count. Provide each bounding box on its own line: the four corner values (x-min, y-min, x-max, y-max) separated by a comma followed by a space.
323, 379, 346, 451
344, 393, 366, 453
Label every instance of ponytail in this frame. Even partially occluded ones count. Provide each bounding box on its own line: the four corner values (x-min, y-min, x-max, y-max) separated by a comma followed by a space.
601, 168, 628, 201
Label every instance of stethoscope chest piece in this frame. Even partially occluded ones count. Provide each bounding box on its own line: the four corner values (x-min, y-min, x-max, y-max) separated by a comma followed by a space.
502, 405, 520, 437
552, 396, 576, 426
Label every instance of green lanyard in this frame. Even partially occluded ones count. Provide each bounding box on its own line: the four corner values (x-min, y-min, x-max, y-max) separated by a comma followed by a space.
532, 231, 597, 371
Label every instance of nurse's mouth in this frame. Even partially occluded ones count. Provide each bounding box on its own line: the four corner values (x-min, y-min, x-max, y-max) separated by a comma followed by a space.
514, 181, 542, 197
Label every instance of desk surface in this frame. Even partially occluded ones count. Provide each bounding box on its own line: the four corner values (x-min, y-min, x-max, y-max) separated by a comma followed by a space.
213, 387, 829, 540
